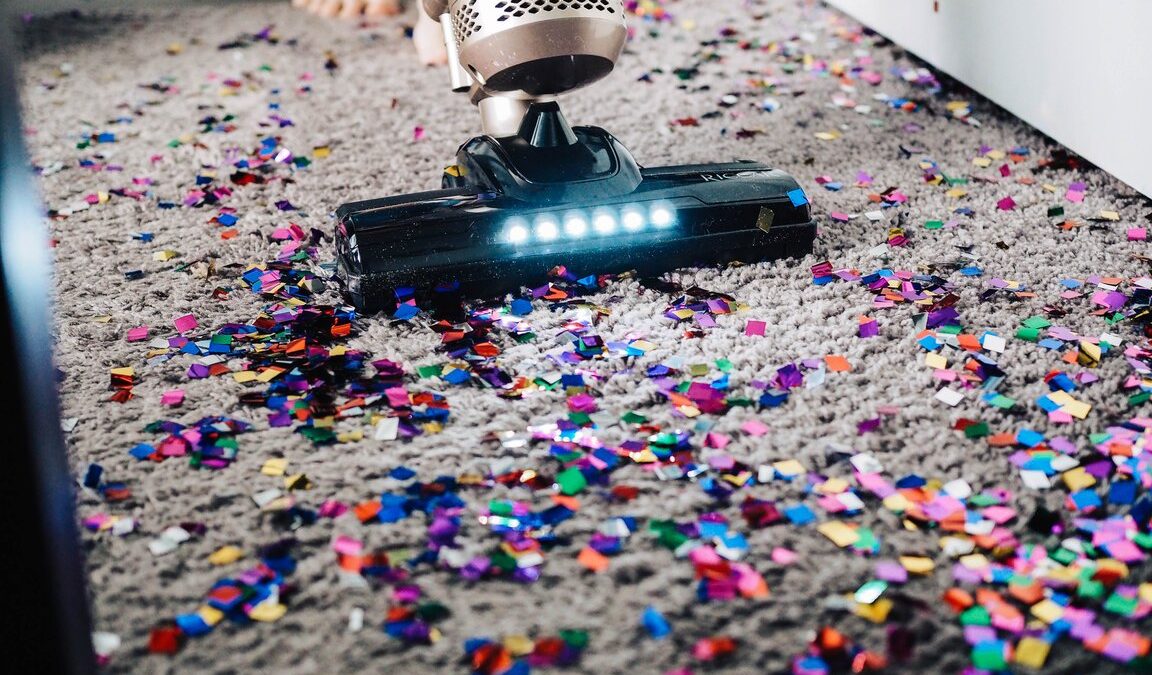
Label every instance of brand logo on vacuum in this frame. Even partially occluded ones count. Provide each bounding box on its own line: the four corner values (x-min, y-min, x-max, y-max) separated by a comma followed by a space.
698, 170, 769, 182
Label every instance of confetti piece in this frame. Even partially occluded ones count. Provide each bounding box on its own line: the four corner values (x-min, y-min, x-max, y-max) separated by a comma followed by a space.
817, 521, 859, 548
208, 546, 244, 566
741, 419, 769, 436
577, 547, 610, 573
935, 387, 964, 407
374, 417, 400, 441
898, 555, 935, 575
260, 458, 288, 477
641, 606, 671, 639
1015, 637, 1051, 668
824, 354, 851, 372
160, 389, 185, 407
173, 313, 198, 334
693, 636, 738, 661
771, 547, 798, 564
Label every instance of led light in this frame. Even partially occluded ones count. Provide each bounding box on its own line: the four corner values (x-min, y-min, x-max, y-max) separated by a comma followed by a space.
505, 218, 529, 244
535, 216, 559, 242
651, 205, 674, 227
622, 209, 645, 232
563, 213, 588, 238
593, 212, 616, 234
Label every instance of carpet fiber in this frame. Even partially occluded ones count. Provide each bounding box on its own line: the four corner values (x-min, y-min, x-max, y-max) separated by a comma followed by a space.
17, 0, 1152, 672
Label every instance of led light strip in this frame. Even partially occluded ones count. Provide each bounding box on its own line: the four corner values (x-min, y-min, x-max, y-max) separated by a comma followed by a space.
503, 203, 675, 245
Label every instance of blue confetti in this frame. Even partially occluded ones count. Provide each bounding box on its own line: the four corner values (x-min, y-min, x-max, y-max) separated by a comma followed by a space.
783, 503, 815, 525
394, 304, 419, 321
641, 605, 671, 639
390, 466, 417, 481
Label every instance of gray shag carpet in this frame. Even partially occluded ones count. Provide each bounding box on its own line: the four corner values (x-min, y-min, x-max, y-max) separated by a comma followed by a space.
16, 0, 1152, 673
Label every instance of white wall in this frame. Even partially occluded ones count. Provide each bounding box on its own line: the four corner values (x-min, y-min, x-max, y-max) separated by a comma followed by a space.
826, 0, 1152, 197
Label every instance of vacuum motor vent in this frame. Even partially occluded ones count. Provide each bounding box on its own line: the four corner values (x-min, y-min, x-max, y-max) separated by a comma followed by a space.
452, 0, 620, 44
496, 0, 617, 21
453, 0, 483, 43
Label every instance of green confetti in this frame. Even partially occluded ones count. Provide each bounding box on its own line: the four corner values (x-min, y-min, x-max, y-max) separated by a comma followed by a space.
555, 467, 588, 495
568, 412, 592, 426
559, 629, 590, 649
1049, 547, 1077, 566
488, 500, 514, 516
1015, 327, 1041, 342
1079, 579, 1106, 601
417, 364, 442, 378
960, 605, 991, 626
963, 421, 990, 438
986, 394, 1016, 409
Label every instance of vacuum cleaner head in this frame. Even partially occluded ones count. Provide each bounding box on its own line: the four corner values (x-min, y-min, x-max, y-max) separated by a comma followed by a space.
334, 104, 815, 313
335, 162, 814, 313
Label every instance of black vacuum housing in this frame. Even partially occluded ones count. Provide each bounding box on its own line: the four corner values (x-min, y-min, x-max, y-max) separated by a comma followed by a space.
335, 103, 815, 312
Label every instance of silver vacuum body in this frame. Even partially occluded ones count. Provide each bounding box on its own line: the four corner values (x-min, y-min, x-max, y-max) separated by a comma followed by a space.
444, 0, 627, 100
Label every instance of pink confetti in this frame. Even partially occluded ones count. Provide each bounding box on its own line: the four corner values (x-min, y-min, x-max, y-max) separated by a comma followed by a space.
874, 560, 908, 583
744, 320, 766, 336
770, 547, 798, 564
318, 500, 348, 518
331, 535, 363, 556
1128, 228, 1146, 241
704, 432, 730, 448
741, 419, 769, 436
160, 390, 185, 407
173, 314, 198, 334
385, 386, 410, 408
996, 196, 1016, 210
126, 326, 149, 342
413, 126, 425, 141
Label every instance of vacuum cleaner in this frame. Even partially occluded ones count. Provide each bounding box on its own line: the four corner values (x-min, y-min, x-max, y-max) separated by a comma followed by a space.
334, 0, 816, 312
